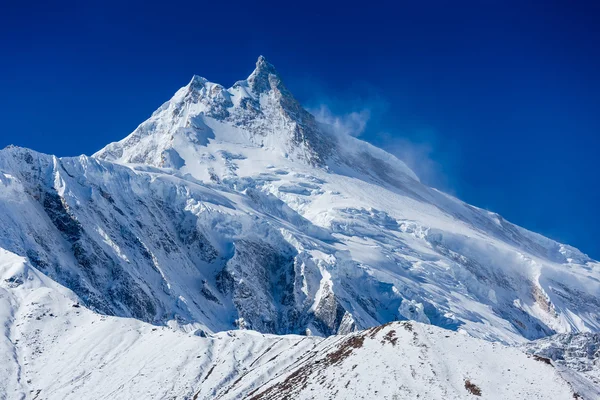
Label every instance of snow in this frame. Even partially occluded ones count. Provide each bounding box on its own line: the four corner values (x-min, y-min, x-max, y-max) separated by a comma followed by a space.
0, 56, 599, 398
524, 332, 600, 398
0, 249, 582, 399
247, 322, 577, 399
0, 247, 316, 399
2, 56, 598, 342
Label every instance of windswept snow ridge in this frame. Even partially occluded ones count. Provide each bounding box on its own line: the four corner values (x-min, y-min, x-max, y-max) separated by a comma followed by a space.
0, 56, 599, 399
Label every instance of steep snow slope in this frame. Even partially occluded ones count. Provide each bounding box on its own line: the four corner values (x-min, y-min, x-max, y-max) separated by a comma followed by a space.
0, 247, 316, 399
0, 145, 353, 337
0, 249, 581, 400
0, 57, 598, 346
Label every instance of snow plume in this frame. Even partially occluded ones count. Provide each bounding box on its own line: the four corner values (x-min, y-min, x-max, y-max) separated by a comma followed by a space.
310, 104, 371, 137
306, 88, 388, 138
379, 130, 458, 193
308, 96, 456, 192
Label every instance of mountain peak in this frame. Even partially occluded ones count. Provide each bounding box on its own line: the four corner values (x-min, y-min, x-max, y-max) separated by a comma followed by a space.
255, 55, 277, 74
247, 55, 281, 94
187, 74, 209, 89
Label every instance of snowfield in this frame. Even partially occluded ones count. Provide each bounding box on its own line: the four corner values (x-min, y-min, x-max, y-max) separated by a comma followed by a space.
0, 56, 598, 398
0, 249, 584, 399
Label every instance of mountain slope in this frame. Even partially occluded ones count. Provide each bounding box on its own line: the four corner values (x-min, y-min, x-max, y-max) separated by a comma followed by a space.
524, 332, 600, 398
1, 55, 599, 399
0, 249, 581, 399
2, 56, 597, 343
246, 321, 578, 400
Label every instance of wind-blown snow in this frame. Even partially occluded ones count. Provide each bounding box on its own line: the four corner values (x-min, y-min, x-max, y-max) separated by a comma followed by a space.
0, 56, 599, 399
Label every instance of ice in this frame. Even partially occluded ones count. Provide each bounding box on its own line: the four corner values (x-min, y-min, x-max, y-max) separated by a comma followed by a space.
0, 56, 598, 399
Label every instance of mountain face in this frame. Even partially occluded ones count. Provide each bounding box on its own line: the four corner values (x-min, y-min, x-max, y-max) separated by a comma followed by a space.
95, 56, 336, 168
0, 250, 585, 399
2, 56, 599, 342
0, 56, 599, 398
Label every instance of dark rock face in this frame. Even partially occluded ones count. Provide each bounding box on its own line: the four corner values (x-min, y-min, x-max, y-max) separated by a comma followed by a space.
247, 56, 279, 95
42, 190, 82, 243
311, 288, 348, 336
217, 239, 301, 333
40, 187, 159, 321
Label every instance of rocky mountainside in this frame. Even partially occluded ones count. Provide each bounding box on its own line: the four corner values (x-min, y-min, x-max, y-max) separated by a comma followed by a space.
1, 56, 599, 398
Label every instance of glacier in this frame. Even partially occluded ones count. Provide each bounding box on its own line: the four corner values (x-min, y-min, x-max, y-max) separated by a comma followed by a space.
0, 55, 599, 399
0, 248, 587, 399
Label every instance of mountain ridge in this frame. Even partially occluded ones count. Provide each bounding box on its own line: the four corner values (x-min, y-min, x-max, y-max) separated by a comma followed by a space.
0, 247, 588, 399
1, 55, 599, 399
94, 55, 339, 168
1, 57, 598, 344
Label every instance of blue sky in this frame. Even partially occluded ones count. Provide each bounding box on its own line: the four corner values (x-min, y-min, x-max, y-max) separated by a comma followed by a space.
1, 0, 599, 258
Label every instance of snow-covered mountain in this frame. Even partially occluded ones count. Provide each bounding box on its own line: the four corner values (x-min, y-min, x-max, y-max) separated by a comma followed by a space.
0, 249, 588, 399
1, 56, 599, 398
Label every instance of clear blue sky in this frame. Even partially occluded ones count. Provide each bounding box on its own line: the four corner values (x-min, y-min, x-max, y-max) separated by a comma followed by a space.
1, 0, 599, 258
